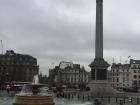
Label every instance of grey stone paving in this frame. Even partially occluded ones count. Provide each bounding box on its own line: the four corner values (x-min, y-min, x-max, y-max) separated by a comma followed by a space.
95, 97, 140, 105
1, 90, 140, 105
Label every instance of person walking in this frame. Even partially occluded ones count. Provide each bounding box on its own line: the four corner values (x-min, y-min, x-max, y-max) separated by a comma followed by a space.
6, 85, 10, 94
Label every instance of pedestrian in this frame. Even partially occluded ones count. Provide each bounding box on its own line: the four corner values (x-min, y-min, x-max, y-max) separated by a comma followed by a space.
120, 99, 123, 105
128, 97, 132, 103
94, 98, 101, 105
6, 85, 10, 94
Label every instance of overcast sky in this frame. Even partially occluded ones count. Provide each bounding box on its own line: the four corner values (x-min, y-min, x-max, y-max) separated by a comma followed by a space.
0, 0, 140, 75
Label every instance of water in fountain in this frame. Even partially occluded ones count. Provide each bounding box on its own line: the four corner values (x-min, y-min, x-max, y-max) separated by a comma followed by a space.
32, 75, 39, 84
18, 75, 50, 96
19, 84, 32, 96
13, 75, 55, 105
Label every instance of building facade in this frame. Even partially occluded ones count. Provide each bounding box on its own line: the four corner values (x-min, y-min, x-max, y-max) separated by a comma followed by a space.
111, 63, 131, 88
130, 59, 140, 86
48, 61, 89, 88
110, 59, 140, 88
48, 66, 59, 86
0, 50, 39, 83
59, 65, 89, 87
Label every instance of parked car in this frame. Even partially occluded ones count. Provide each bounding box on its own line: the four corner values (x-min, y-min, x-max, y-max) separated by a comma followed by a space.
123, 87, 138, 92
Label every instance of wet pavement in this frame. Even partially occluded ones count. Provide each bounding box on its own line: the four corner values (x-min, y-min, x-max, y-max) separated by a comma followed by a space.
0, 97, 92, 105
0, 90, 140, 105
0, 91, 93, 105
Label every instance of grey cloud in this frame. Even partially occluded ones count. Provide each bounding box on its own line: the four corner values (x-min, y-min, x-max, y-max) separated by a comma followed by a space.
0, 0, 140, 74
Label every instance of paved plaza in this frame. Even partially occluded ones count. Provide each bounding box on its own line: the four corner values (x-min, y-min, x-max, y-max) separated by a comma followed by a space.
0, 90, 140, 105
94, 97, 140, 105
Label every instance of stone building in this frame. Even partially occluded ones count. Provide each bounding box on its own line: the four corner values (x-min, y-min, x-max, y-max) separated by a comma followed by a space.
130, 59, 140, 86
48, 66, 59, 86
111, 63, 131, 88
60, 65, 89, 87
0, 50, 39, 83
110, 59, 140, 88
48, 61, 89, 88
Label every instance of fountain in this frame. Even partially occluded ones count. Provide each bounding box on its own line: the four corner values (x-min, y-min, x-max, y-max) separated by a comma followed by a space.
13, 75, 54, 105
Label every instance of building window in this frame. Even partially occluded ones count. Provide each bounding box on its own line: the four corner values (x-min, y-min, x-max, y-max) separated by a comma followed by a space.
112, 69, 114, 72
117, 78, 119, 82
123, 78, 125, 82
139, 81, 140, 85
133, 70, 137, 73
138, 70, 140, 73
91, 69, 95, 80
139, 75, 140, 79
133, 80, 137, 85
127, 78, 129, 81
113, 78, 115, 82
133, 65, 137, 69
134, 75, 137, 79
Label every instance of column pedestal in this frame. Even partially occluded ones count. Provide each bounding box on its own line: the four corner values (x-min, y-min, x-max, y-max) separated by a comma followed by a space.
88, 80, 113, 97
88, 58, 113, 97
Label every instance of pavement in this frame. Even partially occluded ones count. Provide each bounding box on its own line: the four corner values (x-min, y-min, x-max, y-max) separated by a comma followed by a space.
0, 97, 13, 105
0, 90, 17, 97
96, 97, 140, 105
0, 90, 140, 105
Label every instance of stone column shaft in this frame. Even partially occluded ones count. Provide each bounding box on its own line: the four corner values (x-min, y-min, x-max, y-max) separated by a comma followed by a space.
95, 0, 103, 58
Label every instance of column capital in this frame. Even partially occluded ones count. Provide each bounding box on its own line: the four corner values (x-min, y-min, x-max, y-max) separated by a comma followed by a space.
96, 0, 103, 3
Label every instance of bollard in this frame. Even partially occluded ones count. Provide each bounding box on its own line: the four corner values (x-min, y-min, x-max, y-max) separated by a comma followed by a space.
137, 98, 139, 104
116, 97, 118, 103
88, 95, 90, 101
108, 96, 110, 103
82, 95, 84, 100
66, 93, 67, 98
72, 94, 73, 99
68, 93, 70, 99
123, 97, 125, 104
78, 94, 79, 99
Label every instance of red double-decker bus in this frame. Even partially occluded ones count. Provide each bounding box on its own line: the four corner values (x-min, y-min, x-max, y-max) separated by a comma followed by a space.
0, 81, 31, 91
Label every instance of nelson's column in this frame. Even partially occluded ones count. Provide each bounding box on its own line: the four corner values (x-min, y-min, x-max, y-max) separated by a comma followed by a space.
88, 0, 113, 96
